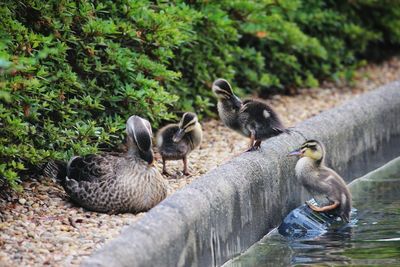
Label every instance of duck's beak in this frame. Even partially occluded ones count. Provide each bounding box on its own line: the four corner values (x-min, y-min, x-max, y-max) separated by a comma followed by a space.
232, 95, 242, 110
139, 150, 154, 165
173, 129, 185, 143
288, 148, 302, 156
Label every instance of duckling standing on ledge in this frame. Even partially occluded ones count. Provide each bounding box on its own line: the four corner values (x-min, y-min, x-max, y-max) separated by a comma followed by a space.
288, 140, 352, 222
156, 112, 202, 176
43, 115, 169, 214
212, 78, 287, 151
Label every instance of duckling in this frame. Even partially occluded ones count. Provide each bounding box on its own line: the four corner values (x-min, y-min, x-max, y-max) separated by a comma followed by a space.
212, 78, 287, 151
288, 140, 352, 222
156, 112, 202, 176
43, 115, 169, 214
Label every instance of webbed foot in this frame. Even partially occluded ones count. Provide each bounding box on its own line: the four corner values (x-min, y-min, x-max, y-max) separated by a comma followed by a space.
306, 201, 339, 212
245, 140, 262, 152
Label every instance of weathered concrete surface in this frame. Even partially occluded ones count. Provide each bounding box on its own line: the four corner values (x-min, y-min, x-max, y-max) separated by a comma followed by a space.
83, 81, 400, 267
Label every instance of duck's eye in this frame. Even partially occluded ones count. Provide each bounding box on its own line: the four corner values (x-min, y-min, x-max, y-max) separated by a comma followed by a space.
308, 145, 317, 151
184, 122, 196, 130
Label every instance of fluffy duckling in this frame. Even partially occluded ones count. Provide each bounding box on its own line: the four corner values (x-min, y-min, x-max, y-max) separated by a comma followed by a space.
156, 112, 202, 176
212, 78, 287, 151
288, 140, 352, 222
43, 115, 169, 214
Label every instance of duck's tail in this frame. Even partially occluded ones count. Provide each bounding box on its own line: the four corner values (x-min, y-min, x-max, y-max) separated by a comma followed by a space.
341, 193, 352, 223
41, 160, 68, 184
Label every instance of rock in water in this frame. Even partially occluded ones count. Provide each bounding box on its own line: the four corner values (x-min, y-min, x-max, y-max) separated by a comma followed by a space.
278, 199, 357, 239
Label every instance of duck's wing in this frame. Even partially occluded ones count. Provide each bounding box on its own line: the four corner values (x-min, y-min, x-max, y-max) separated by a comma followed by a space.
157, 125, 191, 158
67, 153, 120, 182
160, 140, 191, 159
156, 124, 178, 149
319, 167, 348, 188
319, 167, 352, 221
239, 99, 286, 137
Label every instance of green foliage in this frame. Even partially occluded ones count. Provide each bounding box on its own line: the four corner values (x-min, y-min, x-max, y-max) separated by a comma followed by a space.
1, 0, 400, 190
171, 0, 400, 106
0, 0, 195, 189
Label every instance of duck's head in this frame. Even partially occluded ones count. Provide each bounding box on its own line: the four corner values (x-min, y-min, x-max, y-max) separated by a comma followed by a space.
126, 115, 154, 165
173, 112, 199, 142
212, 78, 242, 109
288, 140, 325, 163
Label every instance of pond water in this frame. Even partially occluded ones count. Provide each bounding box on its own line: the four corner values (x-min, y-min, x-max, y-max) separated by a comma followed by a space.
224, 157, 400, 267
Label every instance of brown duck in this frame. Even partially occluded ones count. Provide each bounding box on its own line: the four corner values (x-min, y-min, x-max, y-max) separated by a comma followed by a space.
44, 115, 169, 214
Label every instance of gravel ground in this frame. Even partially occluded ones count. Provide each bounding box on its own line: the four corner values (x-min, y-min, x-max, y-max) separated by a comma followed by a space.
1, 57, 400, 267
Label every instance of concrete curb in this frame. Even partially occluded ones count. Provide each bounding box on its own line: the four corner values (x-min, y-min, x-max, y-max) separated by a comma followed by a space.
83, 81, 400, 267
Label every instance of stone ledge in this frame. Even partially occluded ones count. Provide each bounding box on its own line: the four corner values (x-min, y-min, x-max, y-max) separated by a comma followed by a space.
83, 81, 400, 267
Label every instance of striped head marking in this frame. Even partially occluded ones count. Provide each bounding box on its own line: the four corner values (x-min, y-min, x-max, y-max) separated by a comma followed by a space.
173, 112, 199, 142
212, 78, 234, 99
289, 139, 325, 162
126, 115, 154, 164
179, 112, 198, 130
300, 140, 324, 161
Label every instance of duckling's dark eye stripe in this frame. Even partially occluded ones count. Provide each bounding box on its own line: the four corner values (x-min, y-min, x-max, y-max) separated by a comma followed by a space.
302, 142, 317, 148
304, 145, 318, 152
214, 88, 232, 96
183, 118, 197, 125
184, 122, 196, 129
214, 81, 232, 92
182, 113, 196, 125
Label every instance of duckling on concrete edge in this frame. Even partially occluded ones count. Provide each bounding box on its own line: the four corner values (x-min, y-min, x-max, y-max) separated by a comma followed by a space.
212, 78, 288, 152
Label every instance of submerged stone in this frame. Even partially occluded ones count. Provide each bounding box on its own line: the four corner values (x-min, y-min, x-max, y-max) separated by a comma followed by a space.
278, 199, 357, 239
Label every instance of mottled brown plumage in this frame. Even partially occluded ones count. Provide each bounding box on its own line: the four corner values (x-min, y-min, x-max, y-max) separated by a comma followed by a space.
212, 78, 287, 151
156, 112, 202, 176
44, 116, 169, 214
289, 140, 352, 222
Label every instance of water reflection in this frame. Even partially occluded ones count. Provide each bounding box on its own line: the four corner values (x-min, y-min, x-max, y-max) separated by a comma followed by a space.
225, 157, 400, 267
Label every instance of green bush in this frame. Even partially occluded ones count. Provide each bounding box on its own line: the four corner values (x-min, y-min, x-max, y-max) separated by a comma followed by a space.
0, 0, 198, 189
1, 0, 399, 190
174, 0, 400, 96
169, 0, 400, 111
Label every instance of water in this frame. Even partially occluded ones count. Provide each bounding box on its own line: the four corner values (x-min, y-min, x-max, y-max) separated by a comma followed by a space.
225, 157, 400, 267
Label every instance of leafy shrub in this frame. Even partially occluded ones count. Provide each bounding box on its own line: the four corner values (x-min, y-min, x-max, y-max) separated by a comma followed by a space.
0, 0, 198, 189
173, 0, 400, 97
1, 0, 399, 190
